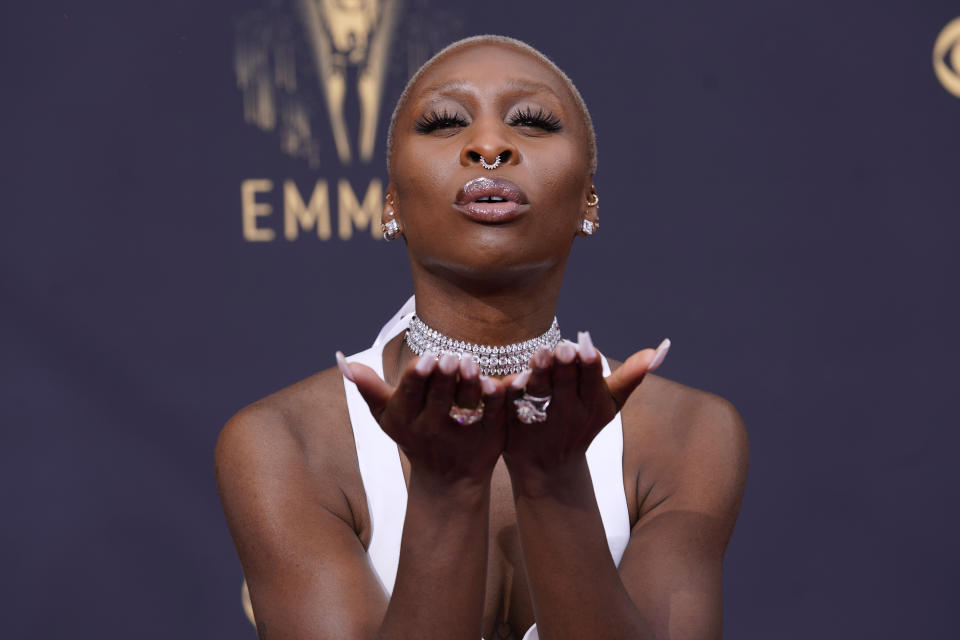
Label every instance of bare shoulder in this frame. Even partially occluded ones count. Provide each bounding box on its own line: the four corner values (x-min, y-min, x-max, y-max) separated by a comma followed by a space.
214, 369, 392, 635
631, 373, 747, 457
214, 366, 364, 541
215, 365, 350, 472
608, 357, 749, 526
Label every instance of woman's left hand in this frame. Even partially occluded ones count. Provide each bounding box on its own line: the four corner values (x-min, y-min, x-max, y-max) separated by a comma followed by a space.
502, 332, 670, 483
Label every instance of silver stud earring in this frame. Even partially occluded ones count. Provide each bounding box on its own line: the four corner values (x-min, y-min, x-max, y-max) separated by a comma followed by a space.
581, 219, 598, 235
381, 217, 400, 241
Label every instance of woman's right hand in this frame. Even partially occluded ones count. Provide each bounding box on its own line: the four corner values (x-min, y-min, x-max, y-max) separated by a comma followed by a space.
337, 351, 506, 486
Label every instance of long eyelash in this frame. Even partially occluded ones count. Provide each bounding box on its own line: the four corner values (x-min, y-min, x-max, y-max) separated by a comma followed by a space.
414, 109, 469, 133
508, 107, 563, 132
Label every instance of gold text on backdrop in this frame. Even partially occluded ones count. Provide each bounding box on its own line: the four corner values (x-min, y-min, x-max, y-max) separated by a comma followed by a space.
241, 178, 383, 241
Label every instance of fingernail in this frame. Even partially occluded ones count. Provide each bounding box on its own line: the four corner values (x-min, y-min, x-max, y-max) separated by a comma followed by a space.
533, 348, 551, 369
335, 351, 356, 383
416, 350, 437, 375
578, 331, 597, 363
556, 341, 576, 364
511, 369, 531, 389
460, 354, 479, 378
480, 375, 497, 395
648, 338, 671, 371
439, 352, 459, 374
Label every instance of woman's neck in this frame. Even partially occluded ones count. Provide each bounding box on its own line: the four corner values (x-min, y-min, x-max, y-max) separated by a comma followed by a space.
379, 260, 567, 384
410, 267, 564, 348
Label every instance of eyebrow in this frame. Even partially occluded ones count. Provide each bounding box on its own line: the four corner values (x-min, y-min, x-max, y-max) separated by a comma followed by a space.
419, 78, 564, 102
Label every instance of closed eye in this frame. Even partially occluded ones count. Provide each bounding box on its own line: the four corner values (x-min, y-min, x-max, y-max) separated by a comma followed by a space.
414, 109, 469, 133
507, 106, 562, 132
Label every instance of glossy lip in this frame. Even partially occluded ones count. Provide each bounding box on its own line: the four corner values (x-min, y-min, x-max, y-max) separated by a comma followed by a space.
453, 176, 530, 224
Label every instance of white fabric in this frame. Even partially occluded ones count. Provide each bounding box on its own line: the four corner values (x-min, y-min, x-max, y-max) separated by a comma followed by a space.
342, 296, 631, 637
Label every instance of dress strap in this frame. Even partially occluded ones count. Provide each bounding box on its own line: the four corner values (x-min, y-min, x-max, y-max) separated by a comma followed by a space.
586, 354, 632, 567
342, 299, 415, 594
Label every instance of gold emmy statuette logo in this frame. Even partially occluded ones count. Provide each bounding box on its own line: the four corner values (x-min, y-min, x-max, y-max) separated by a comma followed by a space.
298, 0, 398, 165
236, 0, 400, 168
933, 17, 960, 98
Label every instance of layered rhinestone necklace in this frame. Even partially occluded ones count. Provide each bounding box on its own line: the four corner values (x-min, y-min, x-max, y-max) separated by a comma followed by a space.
404, 314, 562, 376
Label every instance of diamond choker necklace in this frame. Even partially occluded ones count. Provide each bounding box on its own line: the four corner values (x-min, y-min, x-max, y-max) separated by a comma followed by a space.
405, 314, 562, 376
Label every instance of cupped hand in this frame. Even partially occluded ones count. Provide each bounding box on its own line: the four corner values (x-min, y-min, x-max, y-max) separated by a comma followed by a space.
337, 351, 506, 485
502, 332, 670, 478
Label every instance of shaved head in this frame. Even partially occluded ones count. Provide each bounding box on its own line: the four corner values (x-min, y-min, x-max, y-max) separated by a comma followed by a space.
386, 35, 598, 177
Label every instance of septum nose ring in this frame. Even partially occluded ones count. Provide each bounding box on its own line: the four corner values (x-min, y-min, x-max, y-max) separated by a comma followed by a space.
480, 154, 502, 170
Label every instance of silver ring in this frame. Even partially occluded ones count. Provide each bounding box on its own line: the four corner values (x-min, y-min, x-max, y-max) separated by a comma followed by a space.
513, 392, 551, 424
480, 154, 501, 170
449, 400, 484, 425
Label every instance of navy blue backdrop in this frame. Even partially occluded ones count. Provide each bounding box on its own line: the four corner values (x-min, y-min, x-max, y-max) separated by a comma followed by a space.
2, 1, 958, 637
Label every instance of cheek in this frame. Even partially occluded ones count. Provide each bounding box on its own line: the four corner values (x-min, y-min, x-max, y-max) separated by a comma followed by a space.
393, 137, 457, 210
528, 140, 589, 217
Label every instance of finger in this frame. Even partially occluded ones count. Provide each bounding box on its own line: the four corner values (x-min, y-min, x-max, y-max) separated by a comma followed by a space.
605, 339, 671, 409
551, 340, 579, 409
423, 352, 460, 422
505, 368, 531, 404
479, 375, 506, 428
390, 351, 435, 419
523, 348, 553, 398
576, 332, 606, 404
454, 355, 482, 411
337, 351, 393, 420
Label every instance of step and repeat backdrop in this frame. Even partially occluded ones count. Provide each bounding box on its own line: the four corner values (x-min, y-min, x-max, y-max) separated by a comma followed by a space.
2, 1, 958, 637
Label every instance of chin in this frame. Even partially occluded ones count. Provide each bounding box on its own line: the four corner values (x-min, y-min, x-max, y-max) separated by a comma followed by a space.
417, 248, 564, 290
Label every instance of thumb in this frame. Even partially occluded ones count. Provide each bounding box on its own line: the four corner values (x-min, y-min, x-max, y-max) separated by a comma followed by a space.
605, 339, 671, 409
336, 351, 393, 420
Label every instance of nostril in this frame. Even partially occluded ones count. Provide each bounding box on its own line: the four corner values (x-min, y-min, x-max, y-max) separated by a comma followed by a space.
498, 150, 511, 163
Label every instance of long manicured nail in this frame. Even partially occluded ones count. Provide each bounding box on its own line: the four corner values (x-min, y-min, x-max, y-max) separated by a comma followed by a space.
416, 350, 437, 375
480, 375, 497, 395
335, 351, 356, 383
439, 352, 459, 374
648, 338, 671, 371
577, 331, 597, 363
460, 354, 479, 379
533, 348, 551, 369
556, 341, 576, 364
511, 369, 531, 389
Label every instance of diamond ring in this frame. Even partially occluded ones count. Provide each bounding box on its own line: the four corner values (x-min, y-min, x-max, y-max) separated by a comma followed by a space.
449, 400, 485, 425
513, 393, 551, 424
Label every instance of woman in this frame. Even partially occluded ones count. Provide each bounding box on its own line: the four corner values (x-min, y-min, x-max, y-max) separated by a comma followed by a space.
215, 35, 748, 640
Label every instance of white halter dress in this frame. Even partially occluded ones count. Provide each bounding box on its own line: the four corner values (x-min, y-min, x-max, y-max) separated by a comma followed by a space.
342, 296, 631, 640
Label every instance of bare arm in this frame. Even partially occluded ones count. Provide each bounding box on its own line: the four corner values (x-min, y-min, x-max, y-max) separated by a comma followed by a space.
615, 394, 748, 638
216, 404, 389, 639
505, 337, 748, 639
215, 352, 506, 639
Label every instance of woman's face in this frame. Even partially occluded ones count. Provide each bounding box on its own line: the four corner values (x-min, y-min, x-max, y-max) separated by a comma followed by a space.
389, 43, 594, 283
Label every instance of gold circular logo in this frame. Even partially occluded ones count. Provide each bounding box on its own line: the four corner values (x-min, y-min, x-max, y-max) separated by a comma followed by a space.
241, 578, 256, 626
933, 17, 960, 97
